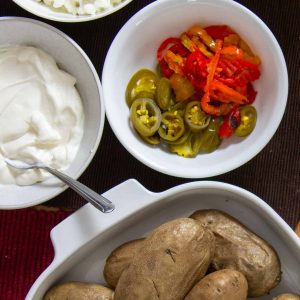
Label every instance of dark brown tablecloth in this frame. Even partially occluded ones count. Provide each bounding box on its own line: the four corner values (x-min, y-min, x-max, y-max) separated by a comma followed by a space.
0, 1, 299, 299
1, 0, 299, 226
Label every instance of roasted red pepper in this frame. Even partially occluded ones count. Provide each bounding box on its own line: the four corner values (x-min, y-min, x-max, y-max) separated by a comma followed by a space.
218, 106, 241, 138
157, 37, 181, 62
184, 50, 208, 91
204, 25, 234, 40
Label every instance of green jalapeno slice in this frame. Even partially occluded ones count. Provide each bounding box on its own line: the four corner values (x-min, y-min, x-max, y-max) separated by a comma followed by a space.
156, 77, 173, 110
126, 69, 158, 107
130, 98, 161, 137
158, 111, 185, 141
184, 101, 211, 132
169, 132, 202, 158
199, 118, 222, 153
168, 101, 187, 117
165, 127, 191, 145
140, 133, 161, 145
235, 105, 257, 137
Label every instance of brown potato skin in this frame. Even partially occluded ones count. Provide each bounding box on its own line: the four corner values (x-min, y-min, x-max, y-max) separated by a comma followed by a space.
185, 269, 248, 300
273, 294, 300, 300
43, 282, 114, 300
103, 238, 144, 288
114, 217, 215, 300
190, 209, 281, 297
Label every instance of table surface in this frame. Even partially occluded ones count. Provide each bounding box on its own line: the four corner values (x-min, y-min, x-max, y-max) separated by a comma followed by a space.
1, 0, 299, 230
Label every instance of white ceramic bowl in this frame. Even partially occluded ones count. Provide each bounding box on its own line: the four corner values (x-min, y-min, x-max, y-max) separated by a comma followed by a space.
13, 0, 134, 22
0, 17, 104, 209
102, 0, 288, 178
26, 179, 300, 299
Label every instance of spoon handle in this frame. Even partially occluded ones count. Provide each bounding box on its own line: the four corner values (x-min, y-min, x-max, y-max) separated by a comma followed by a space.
43, 166, 115, 213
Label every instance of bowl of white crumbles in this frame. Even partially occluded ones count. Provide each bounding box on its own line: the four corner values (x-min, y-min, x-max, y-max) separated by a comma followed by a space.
13, 0, 134, 22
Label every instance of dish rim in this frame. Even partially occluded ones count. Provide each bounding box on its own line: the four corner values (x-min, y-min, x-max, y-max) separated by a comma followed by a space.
102, 0, 289, 178
12, 0, 134, 23
0, 16, 105, 209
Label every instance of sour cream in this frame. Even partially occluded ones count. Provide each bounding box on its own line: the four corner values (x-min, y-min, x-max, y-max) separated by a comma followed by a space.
0, 46, 84, 186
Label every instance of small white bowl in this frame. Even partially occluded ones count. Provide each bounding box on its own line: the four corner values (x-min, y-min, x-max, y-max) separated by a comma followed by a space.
102, 0, 288, 178
13, 0, 134, 23
0, 17, 104, 209
26, 179, 300, 299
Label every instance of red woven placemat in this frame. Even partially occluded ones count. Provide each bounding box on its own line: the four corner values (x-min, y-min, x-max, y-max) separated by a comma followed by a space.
0, 208, 72, 300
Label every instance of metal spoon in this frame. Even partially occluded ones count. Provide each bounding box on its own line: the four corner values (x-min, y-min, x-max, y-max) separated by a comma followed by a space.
5, 158, 115, 213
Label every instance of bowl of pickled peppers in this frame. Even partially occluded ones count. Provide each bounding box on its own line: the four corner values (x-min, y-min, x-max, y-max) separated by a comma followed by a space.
126, 24, 260, 158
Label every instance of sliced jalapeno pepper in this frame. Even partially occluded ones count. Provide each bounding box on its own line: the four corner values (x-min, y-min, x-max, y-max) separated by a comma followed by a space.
169, 73, 195, 101
126, 69, 158, 107
156, 77, 173, 110
140, 133, 161, 145
169, 132, 202, 158
130, 98, 161, 137
235, 105, 257, 137
199, 118, 222, 153
165, 127, 191, 145
158, 111, 185, 141
184, 101, 211, 132
168, 101, 187, 117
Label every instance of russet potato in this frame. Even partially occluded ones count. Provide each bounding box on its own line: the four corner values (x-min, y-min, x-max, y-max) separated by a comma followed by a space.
190, 209, 281, 297
43, 282, 114, 300
103, 238, 144, 288
114, 218, 215, 300
185, 269, 248, 300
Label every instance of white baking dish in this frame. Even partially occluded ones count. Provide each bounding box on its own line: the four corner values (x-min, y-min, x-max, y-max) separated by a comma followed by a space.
26, 179, 300, 299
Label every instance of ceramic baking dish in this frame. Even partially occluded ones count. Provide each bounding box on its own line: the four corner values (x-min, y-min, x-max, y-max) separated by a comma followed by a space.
26, 179, 300, 299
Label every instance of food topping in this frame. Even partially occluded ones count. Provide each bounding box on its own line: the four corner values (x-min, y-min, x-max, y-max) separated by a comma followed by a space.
0, 46, 84, 185
126, 24, 261, 157
36, 0, 124, 16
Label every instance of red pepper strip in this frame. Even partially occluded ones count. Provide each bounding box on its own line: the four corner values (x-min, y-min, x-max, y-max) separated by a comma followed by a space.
184, 50, 208, 78
158, 42, 189, 78
159, 58, 174, 78
217, 58, 260, 88
191, 36, 213, 57
164, 50, 185, 75
157, 37, 181, 62
218, 106, 241, 139
237, 59, 261, 80
218, 58, 239, 78
169, 42, 190, 57
210, 80, 247, 104
204, 25, 234, 40
183, 50, 208, 91
187, 25, 216, 51
202, 39, 223, 103
221, 45, 244, 59
180, 33, 198, 52
246, 83, 258, 104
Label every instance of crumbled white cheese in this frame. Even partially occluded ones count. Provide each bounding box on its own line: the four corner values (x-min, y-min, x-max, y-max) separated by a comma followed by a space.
36, 0, 125, 15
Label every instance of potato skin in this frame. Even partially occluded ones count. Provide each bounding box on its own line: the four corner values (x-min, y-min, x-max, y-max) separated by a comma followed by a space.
273, 294, 300, 300
103, 238, 144, 288
43, 282, 114, 300
185, 269, 248, 300
114, 218, 215, 300
190, 209, 281, 297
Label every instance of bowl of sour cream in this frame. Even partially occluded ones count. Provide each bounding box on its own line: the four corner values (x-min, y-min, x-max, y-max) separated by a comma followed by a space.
0, 17, 104, 209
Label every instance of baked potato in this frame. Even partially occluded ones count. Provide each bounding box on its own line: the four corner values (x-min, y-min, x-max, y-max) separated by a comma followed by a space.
190, 209, 281, 297
114, 217, 215, 300
43, 282, 114, 300
103, 238, 144, 288
273, 294, 300, 300
185, 269, 248, 300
